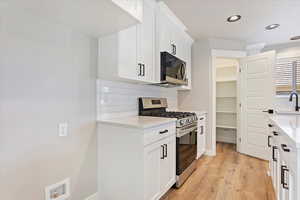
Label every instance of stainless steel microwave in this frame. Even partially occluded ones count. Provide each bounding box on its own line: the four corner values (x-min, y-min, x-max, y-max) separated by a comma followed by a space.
159, 52, 188, 86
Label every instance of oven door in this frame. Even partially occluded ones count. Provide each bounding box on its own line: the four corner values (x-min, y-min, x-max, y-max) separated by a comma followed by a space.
176, 127, 197, 175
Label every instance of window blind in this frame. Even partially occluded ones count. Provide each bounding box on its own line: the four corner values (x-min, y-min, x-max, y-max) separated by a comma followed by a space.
276, 56, 300, 93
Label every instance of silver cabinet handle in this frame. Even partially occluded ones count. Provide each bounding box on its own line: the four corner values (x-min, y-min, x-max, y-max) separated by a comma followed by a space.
138, 63, 142, 76
281, 165, 289, 190
142, 64, 145, 76
171, 44, 176, 55
200, 126, 204, 135
159, 130, 168, 134
268, 136, 272, 147
161, 145, 165, 159
281, 144, 290, 152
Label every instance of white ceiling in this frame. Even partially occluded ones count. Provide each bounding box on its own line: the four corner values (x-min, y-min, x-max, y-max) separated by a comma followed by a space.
163, 0, 300, 45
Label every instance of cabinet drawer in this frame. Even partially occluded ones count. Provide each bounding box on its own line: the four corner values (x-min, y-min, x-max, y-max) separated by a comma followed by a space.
144, 123, 176, 146
276, 128, 297, 173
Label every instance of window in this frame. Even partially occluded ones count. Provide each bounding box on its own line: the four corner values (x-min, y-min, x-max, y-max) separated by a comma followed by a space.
275, 56, 300, 94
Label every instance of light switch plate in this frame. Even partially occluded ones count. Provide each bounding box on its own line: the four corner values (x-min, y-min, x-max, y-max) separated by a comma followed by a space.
45, 178, 70, 200
58, 123, 68, 137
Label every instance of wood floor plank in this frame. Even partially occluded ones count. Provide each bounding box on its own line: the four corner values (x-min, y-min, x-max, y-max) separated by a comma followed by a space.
161, 142, 276, 200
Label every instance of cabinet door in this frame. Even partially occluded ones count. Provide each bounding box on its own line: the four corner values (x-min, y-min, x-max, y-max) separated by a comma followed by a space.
178, 36, 192, 90
197, 118, 206, 159
287, 169, 296, 200
283, 165, 296, 200
137, 0, 155, 82
275, 151, 281, 199
144, 142, 163, 200
279, 162, 287, 200
160, 136, 176, 193
271, 145, 280, 197
118, 26, 139, 80
171, 28, 186, 60
156, 9, 172, 54
185, 41, 192, 89
279, 161, 296, 200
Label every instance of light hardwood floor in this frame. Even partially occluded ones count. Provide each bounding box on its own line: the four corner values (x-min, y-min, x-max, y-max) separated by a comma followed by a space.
161, 142, 276, 200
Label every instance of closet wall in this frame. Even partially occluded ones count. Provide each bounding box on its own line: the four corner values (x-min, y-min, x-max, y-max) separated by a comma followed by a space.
216, 58, 239, 144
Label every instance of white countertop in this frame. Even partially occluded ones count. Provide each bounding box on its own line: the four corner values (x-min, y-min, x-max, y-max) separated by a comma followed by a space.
270, 114, 300, 147
98, 116, 177, 129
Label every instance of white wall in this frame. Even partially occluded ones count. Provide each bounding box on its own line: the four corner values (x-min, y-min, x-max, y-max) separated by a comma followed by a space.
0, 3, 97, 200
178, 39, 211, 152
97, 80, 178, 120
178, 38, 246, 155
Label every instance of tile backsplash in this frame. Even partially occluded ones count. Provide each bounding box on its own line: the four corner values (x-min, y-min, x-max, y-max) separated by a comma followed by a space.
97, 79, 178, 120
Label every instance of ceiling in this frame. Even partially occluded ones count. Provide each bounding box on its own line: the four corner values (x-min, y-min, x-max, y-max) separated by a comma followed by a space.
163, 0, 300, 45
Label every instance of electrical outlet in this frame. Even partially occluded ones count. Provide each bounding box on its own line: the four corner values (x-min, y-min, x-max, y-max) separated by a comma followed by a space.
45, 178, 70, 200
58, 123, 68, 137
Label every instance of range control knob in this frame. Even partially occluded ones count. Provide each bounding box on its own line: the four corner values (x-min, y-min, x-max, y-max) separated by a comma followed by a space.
179, 120, 184, 126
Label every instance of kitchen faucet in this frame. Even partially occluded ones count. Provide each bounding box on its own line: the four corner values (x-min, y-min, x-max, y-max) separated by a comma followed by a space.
289, 92, 299, 111
289, 61, 299, 111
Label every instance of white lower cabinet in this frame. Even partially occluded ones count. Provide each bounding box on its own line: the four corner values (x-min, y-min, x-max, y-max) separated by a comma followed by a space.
268, 122, 298, 200
279, 160, 296, 200
159, 136, 176, 194
98, 120, 176, 200
144, 136, 176, 200
197, 114, 206, 159
144, 141, 162, 200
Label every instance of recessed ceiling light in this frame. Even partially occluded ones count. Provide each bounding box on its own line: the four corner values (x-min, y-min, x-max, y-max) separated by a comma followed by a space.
265, 24, 280, 30
227, 15, 242, 23
291, 36, 300, 41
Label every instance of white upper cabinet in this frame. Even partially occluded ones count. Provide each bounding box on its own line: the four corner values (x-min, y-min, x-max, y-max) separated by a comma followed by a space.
9, 0, 143, 37
98, 1, 193, 87
170, 28, 186, 60
118, 26, 139, 81
137, 0, 156, 82
99, 0, 156, 83
156, 8, 174, 55
155, 2, 194, 89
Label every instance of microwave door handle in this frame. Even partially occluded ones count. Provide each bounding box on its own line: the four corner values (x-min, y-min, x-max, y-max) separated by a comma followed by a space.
180, 64, 185, 79
174, 45, 176, 55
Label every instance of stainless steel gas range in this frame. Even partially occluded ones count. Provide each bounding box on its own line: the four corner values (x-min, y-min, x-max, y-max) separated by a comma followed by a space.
138, 97, 198, 188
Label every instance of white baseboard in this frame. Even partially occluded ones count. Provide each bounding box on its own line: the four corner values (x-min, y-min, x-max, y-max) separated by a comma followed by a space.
85, 193, 97, 200
216, 136, 236, 144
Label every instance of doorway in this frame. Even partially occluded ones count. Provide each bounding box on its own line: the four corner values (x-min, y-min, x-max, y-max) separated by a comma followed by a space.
210, 50, 246, 156
215, 58, 239, 152
211, 50, 276, 159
